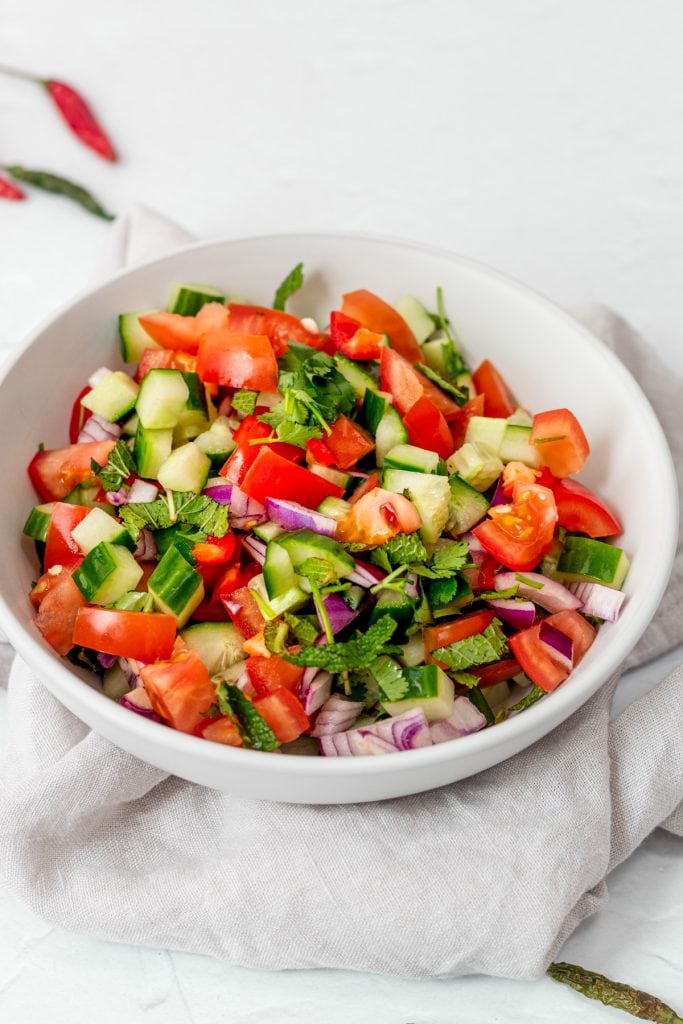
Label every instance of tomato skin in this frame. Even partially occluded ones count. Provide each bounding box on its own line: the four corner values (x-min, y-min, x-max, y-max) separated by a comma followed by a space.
472, 360, 517, 418
553, 477, 622, 537
306, 438, 335, 466
531, 408, 590, 477
141, 650, 216, 733
252, 687, 310, 743
509, 609, 596, 692
30, 567, 87, 656
135, 348, 197, 382
221, 585, 266, 638
224, 303, 327, 357
246, 654, 304, 696
69, 387, 92, 444
197, 330, 279, 391
342, 289, 422, 363
73, 608, 177, 662
44, 502, 89, 570
338, 328, 385, 360
197, 715, 243, 746
336, 486, 421, 545
424, 610, 495, 664
472, 553, 498, 592
192, 532, 237, 566
28, 440, 116, 502
348, 471, 380, 505
449, 394, 485, 451
240, 448, 344, 508
379, 348, 461, 425
138, 311, 203, 353
470, 658, 521, 688
324, 415, 375, 469
473, 483, 558, 572
330, 311, 361, 348
219, 416, 304, 484
404, 395, 455, 459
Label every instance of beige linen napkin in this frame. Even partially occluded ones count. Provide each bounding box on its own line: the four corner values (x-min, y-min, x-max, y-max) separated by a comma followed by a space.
0, 207, 680, 980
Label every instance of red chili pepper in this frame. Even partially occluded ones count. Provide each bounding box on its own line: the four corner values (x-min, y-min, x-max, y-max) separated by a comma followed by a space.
0, 175, 25, 200
45, 80, 116, 162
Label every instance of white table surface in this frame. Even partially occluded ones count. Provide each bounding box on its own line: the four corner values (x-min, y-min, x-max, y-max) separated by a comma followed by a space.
1, 0, 682, 1017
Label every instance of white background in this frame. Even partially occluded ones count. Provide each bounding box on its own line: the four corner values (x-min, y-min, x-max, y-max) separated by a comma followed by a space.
1, 0, 682, 1019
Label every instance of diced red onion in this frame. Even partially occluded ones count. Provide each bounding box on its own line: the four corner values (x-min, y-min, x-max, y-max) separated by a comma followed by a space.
486, 598, 536, 630
311, 695, 363, 737
134, 528, 158, 561
242, 535, 267, 566
128, 479, 158, 503
88, 366, 113, 387
320, 592, 361, 635
403, 571, 419, 601
118, 656, 144, 685
119, 688, 162, 722
494, 571, 582, 613
490, 478, 508, 507
567, 581, 626, 623
235, 670, 253, 693
430, 696, 488, 743
265, 497, 337, 537
97, 652, 118, 669
347, 559, 386, 588
202, 482, 233, 505
78, 413, 122, 443
539, 620, 574, 671
464, 532, 488, 567
230, 486, 266, 523
346, 469, 370, 479
300, 668, 333, 714
105, 486, 130, 506
319, 708, 432, 756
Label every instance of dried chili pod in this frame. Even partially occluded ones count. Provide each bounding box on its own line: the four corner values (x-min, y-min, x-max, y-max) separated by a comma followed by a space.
0, 174, 25, 200
3, 166, 114, 220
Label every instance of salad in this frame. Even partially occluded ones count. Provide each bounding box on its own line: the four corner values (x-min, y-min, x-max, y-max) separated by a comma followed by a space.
23, 269, 629, 756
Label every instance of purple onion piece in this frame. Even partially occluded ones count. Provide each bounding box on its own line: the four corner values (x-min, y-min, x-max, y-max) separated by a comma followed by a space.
486, 598, 536, 630
230, 486, 266, 523
118, 656, 144, 686
300, 669, 333, 714
105, 487, 130, 507
567, 581, 626, 623
320, 592, 361, 635
265, 497, 337, 537
128, 479, 158, 503
311, 695, 363, 737
134, 528, 158, 562
88, 366, 113, 387
346, 469, 370, 479
490, 478, 508, 507
464, 532, 488, 567
430, 696, 488, 743
202, 483, 233, 505
347, 559, 386, 587
403, 572, 419, 601
494, 571, 582, 613
319, 708, 432, 756
97, 652, 118, 669
242, 535, 267, 566
539, 620, 574, 671
78, 413, 122, 443
119, 687, 162, 722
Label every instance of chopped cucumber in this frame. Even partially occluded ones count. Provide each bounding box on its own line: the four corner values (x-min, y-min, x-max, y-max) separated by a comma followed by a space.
421, 338, 449, 375
252, 521, 284, 542
81, 371, 139, 423
309, 464, 351, 489
121, 412, 139, 437
394, 295, 434, 344
483, 680, 511, 711
506, 408, 533, 427
317, 496, 352, 521
174, 371, 210, 441
71, 507, 134, 553
556, 536, 630, 589
398, 634, 426, 667
155, 524, 203, 563
63, 483, 111, 511
168, 282, 226, 316
332, 354, 379, 399
276, 530, 355, 578
103, 663, 132, 701
499, 424, 542, 467
22, 503, 54, 542
369, 588, 417, 640
447, 442, 503, 492
112, 590, 155, 612
381, 664, 455, 722
446, 474, 490, 535
250, 571, 307, 617
148, 546, 204, 627
73, 543, 143, 605
384, 444, 441, 474
118, 309, 162, 363
263, 541, 299, 599
362, 388, 387, 434
157, 442, 211, 493
382, 468, 450, 543
134, 424, 173, 480
375, 405, 408, 467
180, 621, 243, 675
194, 416, 236, 465
465, 416, 507, 453
136, 369, 190, 429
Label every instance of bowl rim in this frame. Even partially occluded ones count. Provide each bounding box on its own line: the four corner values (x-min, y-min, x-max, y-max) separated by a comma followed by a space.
0, 229, 678, 778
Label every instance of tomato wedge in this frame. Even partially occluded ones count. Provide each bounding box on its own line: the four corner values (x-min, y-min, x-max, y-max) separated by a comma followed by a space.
342, 289, 422, 363
135, 348, 197, 382
424, 610, 495, 664
240, 448, 344, 507
138, 302, 230, 354
531, 408, 590, 477
404, 395, 454, 459
449, 394, 485, 451
44, 502, 89, 570
380, 347, 461, 422
73, 608, 177, 662
28, 440, 116, 502
219, 415, 304, 485
197, 331, 278, 391
336, 487, 421, 545
324, 415, 375, 469
252, 687, 310, 743
197, 715, 243, 746
221, 584, 266, 637
225, 303, 327, 357
30, 566, 87, 656
330, 311, 361, 348
306, 437, 335, 466
473, 483, 558, 572
141, 650, 216, 733
472, 360, 517, 418
192, 532, 237, 566
553, 477, 622, 538
338, 327, 385, 360
69, 386, 92, 443
470, 658, 521, 688
509, 609, 596, 692
246, 654, 304, 696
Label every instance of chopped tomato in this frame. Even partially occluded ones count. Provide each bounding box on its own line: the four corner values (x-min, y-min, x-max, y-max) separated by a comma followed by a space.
531, 408, 590, 478
246, 654, 304, 696
138, 312, 202, 354
348, 472, 380, 505
69, 387, 92, 443
219, 415, 304, 485
252, 687, 310, 743
28, 440, 116, 502
221, 585, 266, 638
225, 303, 327, 357
189, 596, 230, 623
30, 567, 87, 656
336, 486, 421, 545
44, 502, 89, 570
135, 347, 197, 382
141, 650, 216, 733
415, 371, 463, 424
240, 448, 344, 507
197, 715, 243, 747
471, 658, 521, 688
342, 289, 422, 363
330, 310, 361, 348
472, 360, 517, 418
197, 330, 278, 391
192, 532, 237, 566
553, 477, 622, 538
242, 630, 271, 657
424, 610, 495, 664
471, 553, 498, 592
509, 609, 596, 692
404, 395, 454, 459
338, 327, 385, 360
449, 394, 485, 451
380, 348, 462, 424
324, 415, 375, 469
214, 560, 261, 599
306, 437, 335, 466
473, 482, 558, 572
501, 461, 541, 497
73, 608, 177, 662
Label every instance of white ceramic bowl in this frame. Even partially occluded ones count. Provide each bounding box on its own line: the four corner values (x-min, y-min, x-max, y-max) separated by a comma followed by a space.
0, 234, 677, 803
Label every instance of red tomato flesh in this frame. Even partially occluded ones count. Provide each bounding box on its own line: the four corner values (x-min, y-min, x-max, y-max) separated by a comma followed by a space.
198, 715, 243, 746
197, 331, 278, 391
222, 584, 266, 638
509, 609, 596, 692
252, 687, 310, 743
473, 483, 558, 572
424, 610, 495, 665
69, 386, 92, 443
531, 408, 590, 478
141, 650, 216, 733
73, 608, 177, 662
404, 395, 455, 459
225, 303, 327, 357
246, 655, 304, 697
472, 360, 517, 418
553, 477, 622, 537
240, 448, 344, 507
28, 440, 116, 502
449, 394, 485, 451
342, 289, 422, 363
324, 415, 375, 469
219, 415, 304, 485
30, 567, 87, 656
44, 502, 89, 571
336, 487, 421, 545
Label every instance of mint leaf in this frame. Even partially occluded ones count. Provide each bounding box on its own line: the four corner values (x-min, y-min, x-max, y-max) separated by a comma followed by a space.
416, 363, 468, 406
296, 557, 338, 586
273, 261, 304, 311
264, 619, 288, 654
283, 617, 398, 673
120, 491, 229, 541
284, 612, 319, 646
451, 671, 480, 689
216, 683, 280, 751
371, 656, 408, 701
90, 440, 135, 491
231, 390, 258, 416
382, 532, 428, 567
369, 547, 392, 572
433, 618, 508, 671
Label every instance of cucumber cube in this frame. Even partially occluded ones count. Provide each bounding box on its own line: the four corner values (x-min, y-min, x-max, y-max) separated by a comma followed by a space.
382, 468, 450, 543
384, 444, 441, 474
168, 282, 225, 316
180, 621, 244, 675
446, 475, 490, 535
136, 369, 190, 429
263, 542, 299, 600
499, 424, 541, 467
22, 503, 54, 542
316, 496, 352, 521
119, 310, 162, 363
174, 371, 210, 441
375, 406, 408, 467
81, 371, 139, 423
369, 588, 417, 639
447, 442, 503, 492
71, 507, 135, 553
148, 546, 204, 627
465, 416, 507, 455
332, 354, 380, 399
113, 590, 155, 612
194, 416, 236, 464
73, 543, 143, 605
381, 664, 455, 722
556, 537, 630, 590
276, 530, 355, 578
134, 424, 173, 480
157, 442, 211, 493
309, 464, 351, 489
394, 295, 435, 345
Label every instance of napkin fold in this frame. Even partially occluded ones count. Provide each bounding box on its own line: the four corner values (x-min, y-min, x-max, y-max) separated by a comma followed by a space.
0, 207, 681, 980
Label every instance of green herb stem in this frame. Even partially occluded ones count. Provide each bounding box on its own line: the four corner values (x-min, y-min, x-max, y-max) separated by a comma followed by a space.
3, 165, 114, 220
310, 580, 334, 644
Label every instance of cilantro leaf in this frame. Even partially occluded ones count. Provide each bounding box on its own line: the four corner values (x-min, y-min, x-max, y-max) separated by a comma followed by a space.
416, 364, 469, 406
273, 262, 304, 311
231, 390, 258, 416
433, 618, 508, 671
382, 532, 429, 567
284, 613, 319, 646
251, 420, 322, 449
430, 541, 469, 575
90, 440, 136, 491
283, 617, 398, 673
216, 683, 280, 751
370, 656, 408, 701
426, 575, 463, 610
